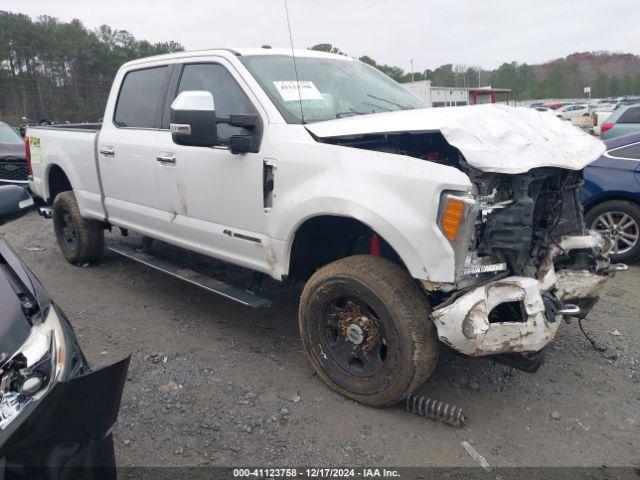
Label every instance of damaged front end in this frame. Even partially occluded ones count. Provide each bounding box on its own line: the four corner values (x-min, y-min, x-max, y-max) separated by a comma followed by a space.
307, 105, 614, 358
429, 166, 623, 357
0, 237, 129, 477
0, 303, 130, 477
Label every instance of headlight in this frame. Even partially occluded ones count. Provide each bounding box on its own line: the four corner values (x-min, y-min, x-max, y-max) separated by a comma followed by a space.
438, 192, 475, 241
0, 306, 67, 430
438, 191, 478, 278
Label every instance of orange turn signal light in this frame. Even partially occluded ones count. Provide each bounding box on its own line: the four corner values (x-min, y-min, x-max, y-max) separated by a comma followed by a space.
441, 197, 465, 241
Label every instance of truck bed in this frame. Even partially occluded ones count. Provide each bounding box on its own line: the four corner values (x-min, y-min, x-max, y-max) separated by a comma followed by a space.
27, 125, 106, 221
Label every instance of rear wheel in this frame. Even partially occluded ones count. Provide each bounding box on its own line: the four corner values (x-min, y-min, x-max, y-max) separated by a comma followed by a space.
298, 255, 439, 407
585, 200, 640, 263
53, 191, 104, 264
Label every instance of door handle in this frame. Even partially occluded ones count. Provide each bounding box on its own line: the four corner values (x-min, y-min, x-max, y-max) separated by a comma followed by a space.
156, 155, 176, 166
99, 147, 115, 157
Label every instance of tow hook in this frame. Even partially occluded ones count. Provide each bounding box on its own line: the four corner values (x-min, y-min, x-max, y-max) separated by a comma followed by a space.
38, 206, 53, 219
598, 263, 628, 274
557, 303, 580, 316
608, 263, 629, 272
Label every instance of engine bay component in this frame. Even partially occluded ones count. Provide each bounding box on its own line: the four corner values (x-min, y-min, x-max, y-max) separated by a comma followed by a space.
470, 168, 585, 276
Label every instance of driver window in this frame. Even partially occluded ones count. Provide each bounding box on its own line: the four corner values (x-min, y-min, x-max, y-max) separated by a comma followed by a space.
176, 63, 256, 140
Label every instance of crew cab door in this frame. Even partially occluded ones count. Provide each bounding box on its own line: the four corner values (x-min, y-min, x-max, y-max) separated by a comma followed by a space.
97, 65, 171, 233
154, 60, 271, 272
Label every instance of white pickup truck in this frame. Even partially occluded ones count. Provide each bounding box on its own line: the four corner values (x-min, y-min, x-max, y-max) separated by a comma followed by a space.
27, 48, 621, 406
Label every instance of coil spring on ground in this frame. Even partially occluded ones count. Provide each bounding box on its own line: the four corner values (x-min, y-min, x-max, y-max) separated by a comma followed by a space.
405, 394, 468, 428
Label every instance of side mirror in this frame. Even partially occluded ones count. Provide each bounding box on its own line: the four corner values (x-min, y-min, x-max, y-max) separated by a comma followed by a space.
170, 91, 218, 147
0, 185, 34, 225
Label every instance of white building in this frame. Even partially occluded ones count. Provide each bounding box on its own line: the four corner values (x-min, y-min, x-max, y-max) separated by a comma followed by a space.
403, 80, 511, 107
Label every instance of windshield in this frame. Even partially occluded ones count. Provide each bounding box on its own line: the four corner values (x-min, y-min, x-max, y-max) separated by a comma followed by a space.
240, 55, 426, 124
0, 122, 23, 144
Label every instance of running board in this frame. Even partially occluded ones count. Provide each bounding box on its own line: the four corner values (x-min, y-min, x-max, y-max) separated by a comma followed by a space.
107, 243, 272, 309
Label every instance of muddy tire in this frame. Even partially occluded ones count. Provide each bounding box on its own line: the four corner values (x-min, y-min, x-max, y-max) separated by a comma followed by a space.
298, 255, 439, 407
53, 191, 104, 265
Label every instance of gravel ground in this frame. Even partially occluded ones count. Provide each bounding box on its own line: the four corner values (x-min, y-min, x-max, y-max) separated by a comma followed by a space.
1, 211, 639, 468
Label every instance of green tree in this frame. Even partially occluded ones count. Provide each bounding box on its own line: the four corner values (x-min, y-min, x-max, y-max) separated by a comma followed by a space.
0, 10, 183, 124
593, 71, 610, 97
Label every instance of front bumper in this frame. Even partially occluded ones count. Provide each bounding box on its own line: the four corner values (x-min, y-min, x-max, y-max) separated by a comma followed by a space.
430, 231, 618, 356
432, 276, 558, 356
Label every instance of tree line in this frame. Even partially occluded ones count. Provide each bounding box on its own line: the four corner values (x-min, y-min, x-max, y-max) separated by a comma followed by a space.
0, 11, 183, 125
1, 11, 638, 126
311, 43, 640, 100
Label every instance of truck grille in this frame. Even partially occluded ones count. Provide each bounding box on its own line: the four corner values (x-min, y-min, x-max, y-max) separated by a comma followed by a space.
0, 162, 28, 182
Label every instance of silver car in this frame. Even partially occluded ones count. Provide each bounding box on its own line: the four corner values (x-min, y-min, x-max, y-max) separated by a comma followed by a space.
601, 105, 640, 140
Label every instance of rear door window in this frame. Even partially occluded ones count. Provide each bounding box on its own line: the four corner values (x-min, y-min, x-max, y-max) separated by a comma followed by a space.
618, 107, 640, 124
114, 66, 168, 128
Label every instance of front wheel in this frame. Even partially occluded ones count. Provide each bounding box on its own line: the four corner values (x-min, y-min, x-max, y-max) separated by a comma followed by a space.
298, 255, 440, 407
53, 191, 104, 264
585, 200, 640, 263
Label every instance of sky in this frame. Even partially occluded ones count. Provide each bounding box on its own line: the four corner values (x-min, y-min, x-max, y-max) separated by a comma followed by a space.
5, 0, 640, 72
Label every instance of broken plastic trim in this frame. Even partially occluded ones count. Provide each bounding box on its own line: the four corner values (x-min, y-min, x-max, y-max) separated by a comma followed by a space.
431, 276, 559, 356
430, 231, 616, 357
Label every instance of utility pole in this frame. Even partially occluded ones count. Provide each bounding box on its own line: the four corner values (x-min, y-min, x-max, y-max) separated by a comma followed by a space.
410, 59, 415, 83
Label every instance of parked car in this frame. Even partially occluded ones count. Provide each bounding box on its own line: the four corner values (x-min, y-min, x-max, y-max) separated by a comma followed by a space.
532, 106, 553, 112
0, 184, 129, 475
613, 97, 640, 109
0, 121, 28, 186
556, 104, 590, 120
543, 101, 566, 110
601, 105, 640, 140
26, 48, 618, 406
582, 133, 640, 263
592, 112, 614, 136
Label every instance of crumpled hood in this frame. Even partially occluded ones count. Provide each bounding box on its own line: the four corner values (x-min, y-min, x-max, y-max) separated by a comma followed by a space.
306, 104, 605, 174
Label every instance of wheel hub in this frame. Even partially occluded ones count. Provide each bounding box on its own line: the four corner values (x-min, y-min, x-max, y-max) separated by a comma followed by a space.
346, 323, 364, 345
333, 304, 380, 356
61, 211, 77, 248
592, 211, 639, 255
322, 298, 387, 377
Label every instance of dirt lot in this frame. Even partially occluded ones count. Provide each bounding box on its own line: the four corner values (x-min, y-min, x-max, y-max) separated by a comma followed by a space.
2, 211, 639, 468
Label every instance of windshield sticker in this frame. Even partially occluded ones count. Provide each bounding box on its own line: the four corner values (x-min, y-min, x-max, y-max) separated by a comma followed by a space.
273, 81, 323, 102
